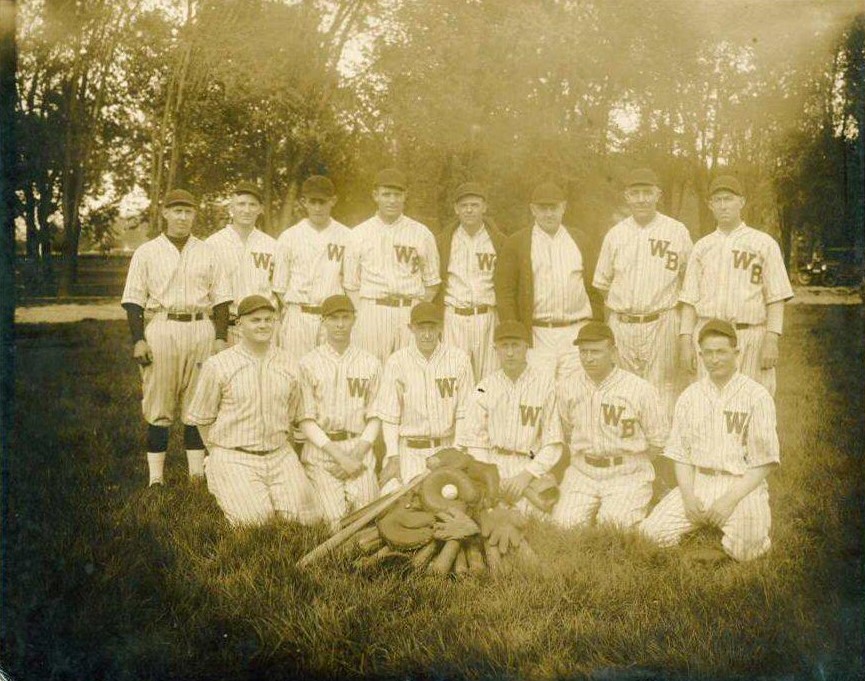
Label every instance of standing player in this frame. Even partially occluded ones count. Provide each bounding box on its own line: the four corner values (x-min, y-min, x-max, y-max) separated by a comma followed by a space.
437, 182, 505, 382
206, 181, 277, 345
459, 321, 563, 512
343, 168, 440, 364
297, 295, 382, 529
552, 322, 669, 529
373, 302, 473, 493
273, 175, 350, 359
641, 320, 780, 561
593, 168, 693, 418
121, 189, 232, 487
185, 295, 321, 526
679, 175, 794, 395
495, 181, 602, 375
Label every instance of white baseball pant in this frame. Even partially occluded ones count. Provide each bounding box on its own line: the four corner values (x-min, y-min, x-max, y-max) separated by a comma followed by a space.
443, 307, 499, 382
279, 305, 325, 361
530, 321, 589, 378
204, 445, 322, 527
379, 438, 453, 495
352, 299, 414, 365
694, 319, 775, 396
640, 470, 772, 561
551, 453, 654, 530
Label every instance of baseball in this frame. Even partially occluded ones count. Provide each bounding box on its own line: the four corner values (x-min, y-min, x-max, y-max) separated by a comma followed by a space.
441, 483, 459, 500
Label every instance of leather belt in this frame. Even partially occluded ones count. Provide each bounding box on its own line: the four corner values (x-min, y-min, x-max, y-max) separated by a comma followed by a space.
300, 304, 322, 315
734, 322, 759, 329
452, 304, 493, 316
532, 319, 580, 329
404, 437, 445, 449
617, 311, 661, 324
167, 312, 207, 322
236, 446, 279, 455
375, 296, 414, 308
328, 430, 359, 442
697, 466, 731, 476
496, 447, 533, 459
584, 454, 623, 468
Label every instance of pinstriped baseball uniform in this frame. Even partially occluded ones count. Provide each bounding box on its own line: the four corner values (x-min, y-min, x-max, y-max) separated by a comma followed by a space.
298, 343, 382, 525
206, 226, 277, 345
680, 224, 793, 395
553, 366, 669, 529
641, 372, 780, 561
343, 215, 441, 364
443, 226, 499, 381
185, 345, 321, 526
373, 342, 472, 486
594, 214, 693, 417
530, 225, 593, 373
272, 218, 351, 359
122, 234, 232, 426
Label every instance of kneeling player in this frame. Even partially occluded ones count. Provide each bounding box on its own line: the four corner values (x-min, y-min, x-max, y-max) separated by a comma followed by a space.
552, 322, 668, 529
298, 295, 382, 529
640, 320, 779, 561
185, 295, 320, 526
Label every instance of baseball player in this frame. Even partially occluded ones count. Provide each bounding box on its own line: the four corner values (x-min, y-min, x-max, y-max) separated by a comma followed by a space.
272, 175, 350, 359
373, 302, 473, 494
641, 320, 780, 561
343, 168, 441, 365
297, 295, 382, 529
206, 181, 277, 346
121, 188, 232, 487
185, 295, 321, 526
495, 181, 602, 376
679, 175, 794, 396
593, 168, 693, 419
553, 322, 669, 529
458, 320, 563, 511
437, 182, 505, 382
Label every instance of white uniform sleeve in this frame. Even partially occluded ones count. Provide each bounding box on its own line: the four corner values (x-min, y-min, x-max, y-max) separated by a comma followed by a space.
458, 386, 491, 450
209, 250, 233, 307
121, 249, 148, 307
592, 230, 615, 292
678, 224, 694, 287
342, 228, 362, 292
679, 244, 701, 306
525, 390, 564, 477
454, 353, 473, 421
271, 233, 293, 296
184, 359, 221, 426
364, 358, 384, 420
746, 391, 780, 468
662, 393, 691, 464
640, 383, 670, 449
419, 226, 441, 287
371, 356, 402, 424
297, 359, 319, 423
763, 237, 794, 304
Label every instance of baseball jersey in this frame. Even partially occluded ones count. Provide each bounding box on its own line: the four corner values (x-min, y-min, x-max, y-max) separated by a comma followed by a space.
272, 218, 350, 304
664, 372, 780, 475
298, 343, 382, 435
459, 365, 563, 477
594, 214, 693, 314
372, 342, 473, 438
185, 345, 302, 451
343, 214, 441, 299
680, 224, 793, 324
206, 226, 277, 315
531, 225, 592, 322
444, 226, 497, 308
558, 366, 669, 456
122, 234, 231, 312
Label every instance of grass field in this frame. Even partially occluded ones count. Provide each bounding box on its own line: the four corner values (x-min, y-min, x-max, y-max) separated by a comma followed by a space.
3, 306, 864, 680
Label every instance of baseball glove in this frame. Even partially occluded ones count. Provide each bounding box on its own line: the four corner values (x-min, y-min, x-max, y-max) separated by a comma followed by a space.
478, 505, 526, 555
419, 467, 479, 513
377, 506, 436, 549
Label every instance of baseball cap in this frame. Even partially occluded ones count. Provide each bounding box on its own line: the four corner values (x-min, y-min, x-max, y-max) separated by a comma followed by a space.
709, 174, 744, 197
698, 319, 738, 346
531, 182, 566, 204
236, 295, 276, 318
454, 182, 487, 203
625, 168, 660, 188
573, 321, 615, 345
494, 320, 530, 343
321, 294, 355, 317
302, 175, 336, 199
410, 301, 443, 325
374, 168, 407, 190
233, 181, 262, 202
163, 189, 197, 208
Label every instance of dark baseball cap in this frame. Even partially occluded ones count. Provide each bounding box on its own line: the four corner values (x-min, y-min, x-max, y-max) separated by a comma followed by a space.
698, 319, 738, 346
233, 181, 262, 202
531, 182, 566, 204
494, 320, 530, 343
625, 168, 660, 188
454, 182, 487, 203
163, 189, 197, 207
237, 295, 275, 317
374, 168, 407, 190
410, 301, 443, 325
573, 321, 615, 345
321, 294, 355, 317
709, 174, 744, 197
302, 175, 336, 199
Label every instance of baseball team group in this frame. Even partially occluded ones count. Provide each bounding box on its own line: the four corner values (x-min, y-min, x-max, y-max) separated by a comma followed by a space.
120, 166, 793, 563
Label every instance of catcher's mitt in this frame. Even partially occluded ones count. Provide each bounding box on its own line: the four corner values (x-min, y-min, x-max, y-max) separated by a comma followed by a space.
377, 506, 436, 549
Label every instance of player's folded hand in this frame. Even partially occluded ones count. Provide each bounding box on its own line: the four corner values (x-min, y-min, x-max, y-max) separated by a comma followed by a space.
501, 471, 533, 504
132, 340, 153, 366
681, 492, 706, 524
760, 333, 779, 370
705, 493, 737, 527
378, 457, 400, 487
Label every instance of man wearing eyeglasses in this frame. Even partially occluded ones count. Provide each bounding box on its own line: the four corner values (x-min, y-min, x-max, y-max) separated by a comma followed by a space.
678, 175, 794, 395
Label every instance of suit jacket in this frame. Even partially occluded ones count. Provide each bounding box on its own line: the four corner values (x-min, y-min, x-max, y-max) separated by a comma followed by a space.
494, 224, 603, 337
435, 218, 506, 306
